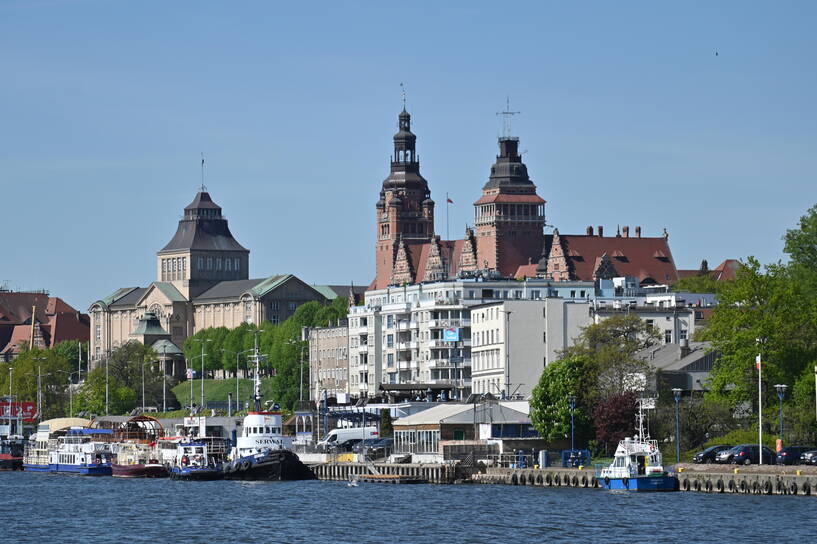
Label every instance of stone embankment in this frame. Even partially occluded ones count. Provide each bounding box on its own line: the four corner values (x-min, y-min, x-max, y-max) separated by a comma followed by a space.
311, 462, 457, 484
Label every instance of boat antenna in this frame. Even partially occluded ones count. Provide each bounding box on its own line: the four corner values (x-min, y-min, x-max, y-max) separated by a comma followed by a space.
252, 329, 263, 412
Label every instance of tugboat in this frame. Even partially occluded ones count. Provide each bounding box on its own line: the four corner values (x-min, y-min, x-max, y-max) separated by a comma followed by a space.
0, 402, 25, 471
221, 350, 315, 481
168, 441, 223, 481
597, 401, 678, 492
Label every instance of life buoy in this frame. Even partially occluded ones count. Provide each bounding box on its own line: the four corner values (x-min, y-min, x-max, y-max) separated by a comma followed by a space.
716, 479, 724, 493
763, 480, 772, 495
181, 456, 189, 466
94, 458, 101, 466
622, 477, 629, 489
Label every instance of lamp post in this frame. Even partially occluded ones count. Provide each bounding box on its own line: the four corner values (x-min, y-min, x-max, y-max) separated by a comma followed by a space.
502, 310, 513, 400
141, 361, 154, 414
55, 370, 80, 417
105, 350, 110, 415
775, 384, 787, 447
222, 348, 253, 414
567, 394, 576, 453
192, 338, 212, 413
287, 339, 307, 405
672, 388, 682, 464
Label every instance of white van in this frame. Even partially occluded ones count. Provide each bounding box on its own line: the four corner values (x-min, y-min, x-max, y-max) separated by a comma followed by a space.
317, 427, 379, 449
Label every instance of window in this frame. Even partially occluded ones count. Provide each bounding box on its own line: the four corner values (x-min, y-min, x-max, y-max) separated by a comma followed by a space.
234, 258, 240, 270
645, 319, 654, 330
387, 334, 394, 348
679, 329, 688, 341
580, 290, 585, 298
387, 315, 394, 328
226, 259, 231, 271
531, 290, 541, 300
664, 330, 672, 344
387, 353, 394, 366
207, 257, 213, 270
270, 301, 279, 310
216, 258, 222, 270
288, 302, 297, 311
570, 290, 576, 298
197, 257, 204, 270
514, 290, 522, 299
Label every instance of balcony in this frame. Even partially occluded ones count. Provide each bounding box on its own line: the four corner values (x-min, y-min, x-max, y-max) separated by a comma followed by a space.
357, 344, 369, 353
356, 326, 368, 335
396, 321, 411, 331
409, 321, 419, 329
428, 318, 470, 328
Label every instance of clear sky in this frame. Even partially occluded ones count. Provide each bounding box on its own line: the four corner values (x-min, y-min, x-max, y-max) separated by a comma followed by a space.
2, 1, 815, 310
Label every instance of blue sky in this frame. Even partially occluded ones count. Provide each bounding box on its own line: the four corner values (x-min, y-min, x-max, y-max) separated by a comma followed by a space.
2, 1, 815, 310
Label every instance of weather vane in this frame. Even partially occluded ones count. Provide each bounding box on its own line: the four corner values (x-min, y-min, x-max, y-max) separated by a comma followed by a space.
400, 82, 406, 109
496, 97, 520, 138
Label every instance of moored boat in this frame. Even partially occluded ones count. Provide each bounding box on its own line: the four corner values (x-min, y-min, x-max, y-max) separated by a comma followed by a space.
0, 436, 25, 471
112, 441, 168, 478
169, 441, 223, 481
47, 428, 114, 475
597, 403, 678, 492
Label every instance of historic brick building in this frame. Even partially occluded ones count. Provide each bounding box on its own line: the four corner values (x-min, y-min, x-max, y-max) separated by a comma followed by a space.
370, 108, 680, 289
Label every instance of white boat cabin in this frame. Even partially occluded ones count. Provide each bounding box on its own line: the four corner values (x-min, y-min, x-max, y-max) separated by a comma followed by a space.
232, 412, 291, 460
600, 437, 664, 479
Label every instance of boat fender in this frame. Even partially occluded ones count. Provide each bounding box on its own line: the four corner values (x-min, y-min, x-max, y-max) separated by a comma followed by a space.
603, 476, 610, 488
545, 474, 553, 486
622, 477, 629, 489
776, 480, 784, 494
693, 480, 701, 492
704, 480, 713, 493
790, 482, 798, 495
571, 476, 578, 487
763, 480, 772, 495
715, 479, 724, 493
581, 475, 588, 488
739, 480, 748, 493
241, 460, 251, 471
802, 481, 811, 496
682, 479, 690, 491
553, 475, 560, 486
727, 480, 736, 493
752, 481, 760, 494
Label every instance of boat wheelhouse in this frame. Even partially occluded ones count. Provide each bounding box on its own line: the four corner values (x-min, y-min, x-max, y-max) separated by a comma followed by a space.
169, 441, 224, 481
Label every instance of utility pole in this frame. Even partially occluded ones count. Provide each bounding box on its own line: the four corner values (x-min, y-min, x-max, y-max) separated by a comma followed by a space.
503, 310, 512, 400
757, 353, 763, 465
105, 351, 110, 415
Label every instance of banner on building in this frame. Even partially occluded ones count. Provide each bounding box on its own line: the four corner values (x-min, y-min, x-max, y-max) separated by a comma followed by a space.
443, 327, 460, 342
0, 401, 37, 422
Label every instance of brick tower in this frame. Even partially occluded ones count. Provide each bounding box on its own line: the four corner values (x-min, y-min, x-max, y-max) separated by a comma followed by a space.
474, 136, 546, 276
374, 108, 435, 289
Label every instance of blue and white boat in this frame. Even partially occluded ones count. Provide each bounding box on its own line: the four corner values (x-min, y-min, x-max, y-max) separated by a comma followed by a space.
47, 428, 114, 475
169, 441, 223, 481
597, 404, 678, 492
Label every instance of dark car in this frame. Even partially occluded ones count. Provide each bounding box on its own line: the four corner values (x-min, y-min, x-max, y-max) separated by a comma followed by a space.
800, 450, 817, 465
726, 444, 775, 465
353, 438, 394, 459
693, 445, 731, 464
776, 446, 817, 465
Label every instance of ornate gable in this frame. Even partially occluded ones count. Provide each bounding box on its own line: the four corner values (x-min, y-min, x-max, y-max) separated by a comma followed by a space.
423, 236, 447, 282
390, 237, 415, 286
593, 252, 619, 280
458, 228, 478, 273
545, 229, 572, 281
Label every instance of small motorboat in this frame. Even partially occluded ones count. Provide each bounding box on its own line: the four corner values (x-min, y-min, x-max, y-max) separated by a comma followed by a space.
169, 441, 223, 481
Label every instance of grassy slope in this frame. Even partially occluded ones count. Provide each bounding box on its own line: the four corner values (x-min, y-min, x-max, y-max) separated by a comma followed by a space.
171, 378, 276, 408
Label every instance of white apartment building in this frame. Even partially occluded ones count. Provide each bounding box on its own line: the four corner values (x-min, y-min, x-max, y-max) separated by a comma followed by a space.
346, 278, 596, 401
471, 293, 698, 398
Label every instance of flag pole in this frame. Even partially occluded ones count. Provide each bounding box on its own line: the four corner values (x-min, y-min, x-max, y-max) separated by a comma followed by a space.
446, 192, 450, 241
757, 353, 763, 464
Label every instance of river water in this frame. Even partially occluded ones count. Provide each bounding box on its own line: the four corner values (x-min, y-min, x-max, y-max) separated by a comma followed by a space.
3, 472, 814, 543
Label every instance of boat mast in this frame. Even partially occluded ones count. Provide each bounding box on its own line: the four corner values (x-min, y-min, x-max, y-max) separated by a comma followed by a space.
252, 331, 262, 412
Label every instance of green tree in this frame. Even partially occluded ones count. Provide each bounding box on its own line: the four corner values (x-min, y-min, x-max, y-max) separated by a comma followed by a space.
2, 348, 73, 419
379, 408, 393, 438
674, 273, 723, 294
74, 367, 137, 415
529, 354, 595, 444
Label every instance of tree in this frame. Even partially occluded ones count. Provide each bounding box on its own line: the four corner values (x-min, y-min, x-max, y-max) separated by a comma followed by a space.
529, 355, 595, 444
593, 391, 637, 452
784, 203, 817, 271
379, 409, 393, 438
673, 273, 723, 294
566, 313, 659, 401
2, 348, 73, 419
74, 368, 136, 415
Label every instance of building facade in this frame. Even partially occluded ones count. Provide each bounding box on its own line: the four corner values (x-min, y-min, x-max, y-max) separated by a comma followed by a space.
308, 324, 349, 403
89, 190, 332, 368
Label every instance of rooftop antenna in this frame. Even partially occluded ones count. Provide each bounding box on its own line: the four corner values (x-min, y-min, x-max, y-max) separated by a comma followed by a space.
400, 82, 406, 110
199, 152, 207, 193
496, 96, 520, 138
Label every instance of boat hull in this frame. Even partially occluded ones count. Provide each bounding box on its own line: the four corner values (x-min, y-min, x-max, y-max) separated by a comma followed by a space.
112, 463, 169, 478
223, 450, 316, 481
598, 475, 678, 492
23, 463, 51, 472
0, 455, 23, 471
47, 463, 112, 476
169, 467, 223, 481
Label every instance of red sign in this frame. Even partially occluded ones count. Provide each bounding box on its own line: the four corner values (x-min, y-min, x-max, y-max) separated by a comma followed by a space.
0, 401, 37, 422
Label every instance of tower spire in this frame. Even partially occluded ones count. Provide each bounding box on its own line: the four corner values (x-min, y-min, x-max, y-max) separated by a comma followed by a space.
400, 82, 406, 111
200, 152, 207, 193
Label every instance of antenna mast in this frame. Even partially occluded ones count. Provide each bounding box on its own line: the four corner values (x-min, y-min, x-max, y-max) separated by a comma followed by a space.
496, 97, 520, 138
200, 152, 207, 192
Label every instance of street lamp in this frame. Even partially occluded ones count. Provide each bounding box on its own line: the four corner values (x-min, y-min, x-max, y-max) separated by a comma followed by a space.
567, 394, 576, 453
775, 384, 788, 447
192, 338, 212, 413
222, 348, 253, 414
672, 388, 682, 464
141, 361, 155, 414
288, 339, 307, 405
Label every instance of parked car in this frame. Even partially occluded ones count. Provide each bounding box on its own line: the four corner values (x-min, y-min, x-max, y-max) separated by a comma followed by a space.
800, 450, 817, 465
714, 446, 742, 464
352, 438, 394, 459
723, 444, 775, 465
776, 446, 817, 465
693, 445, 731, 464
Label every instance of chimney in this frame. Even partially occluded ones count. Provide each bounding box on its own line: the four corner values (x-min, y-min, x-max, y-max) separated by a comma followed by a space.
597, 226, 603, 237
635, 226, 641, 238
586, 226, 593, 236
622, 226, 629, 238
679, 338, 691, 357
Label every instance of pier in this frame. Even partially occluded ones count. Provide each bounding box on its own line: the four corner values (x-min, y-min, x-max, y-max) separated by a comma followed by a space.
311, 462, 457, 484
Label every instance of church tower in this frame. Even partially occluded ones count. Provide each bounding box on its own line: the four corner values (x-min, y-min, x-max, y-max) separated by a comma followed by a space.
157, 190, 250, 299
374, 108, 435, 289
474, 136, 546, 276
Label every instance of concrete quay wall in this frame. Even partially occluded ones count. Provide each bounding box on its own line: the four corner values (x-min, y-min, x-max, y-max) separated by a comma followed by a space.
311, 462, 457, 484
